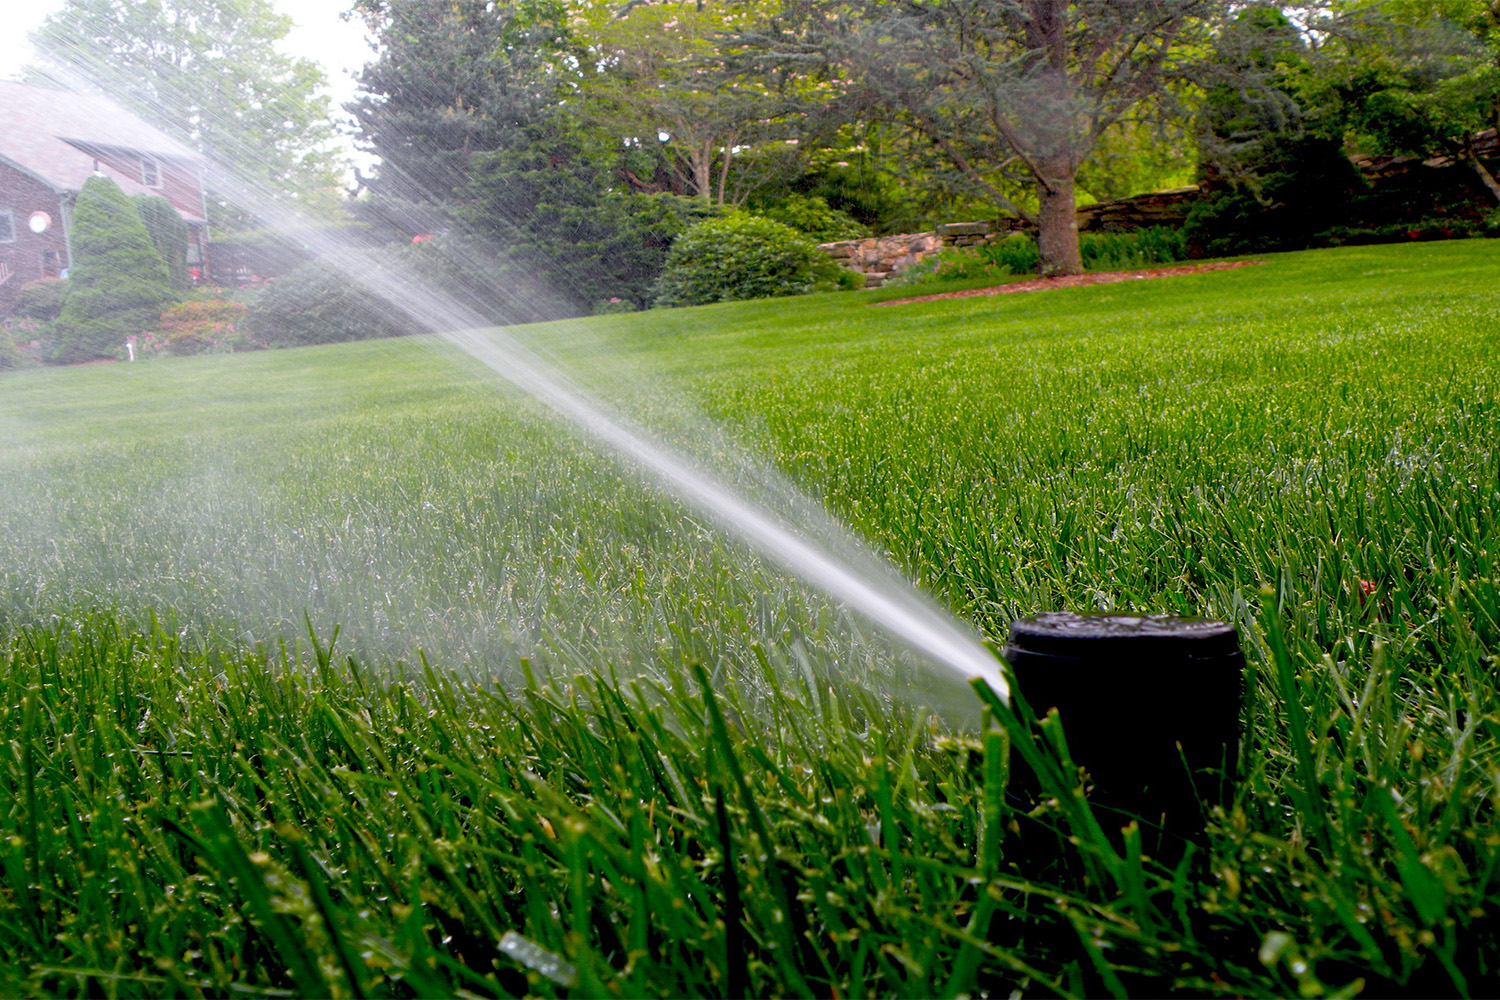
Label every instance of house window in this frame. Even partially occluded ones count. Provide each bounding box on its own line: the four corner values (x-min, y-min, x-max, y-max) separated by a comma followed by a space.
43, 251, 63, 278
141, 157, 161, 187
0, 210, 15, 242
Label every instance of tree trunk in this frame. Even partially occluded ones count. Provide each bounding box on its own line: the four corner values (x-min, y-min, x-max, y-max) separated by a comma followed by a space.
1467, 151, 1500, 205
1035, 161, 1082, 277
693, 144, 714, 203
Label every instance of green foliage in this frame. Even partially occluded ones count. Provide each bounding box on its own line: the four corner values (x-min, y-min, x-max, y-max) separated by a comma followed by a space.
750, 193, 868, 242
798, 156, 920, 235
12, 278, 67, 321
54, 176, 177, 363
578, 0, 798, 207
1080, 226, 1188, 270
1076, 117, 1198, 202
153, 299, 250, 354
1321, 215, 1494, 246
739, 0, 1213, 275
133, 194, 191, 289
458, 129, 727, 314
983, 232, 1042, 274
241, 259, 398, 348
0, 325, 27, 371
885, 247, 1011, 287
893, 228, 1187, 287
1315, 4, 1500, 203
1183, 137, 1367, 256
652, 215, 848, 307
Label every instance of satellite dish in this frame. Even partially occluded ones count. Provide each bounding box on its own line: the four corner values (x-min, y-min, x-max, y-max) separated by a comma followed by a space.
28, 212, 51, 234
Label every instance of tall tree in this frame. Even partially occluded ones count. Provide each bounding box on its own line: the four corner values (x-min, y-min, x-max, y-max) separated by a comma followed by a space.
32, 0, 345, 226
1182, 4, 1366, 255
577, 0, 807, 207
346, 0, 573, 233
745, 0, 1215, 274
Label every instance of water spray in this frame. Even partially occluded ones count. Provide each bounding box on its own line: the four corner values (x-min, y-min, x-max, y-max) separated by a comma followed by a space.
38, 71, 1009, 709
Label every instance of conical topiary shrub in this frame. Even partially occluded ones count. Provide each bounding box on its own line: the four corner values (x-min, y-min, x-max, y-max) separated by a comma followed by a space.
133, 193, 191, 291
55, 176, 177, 362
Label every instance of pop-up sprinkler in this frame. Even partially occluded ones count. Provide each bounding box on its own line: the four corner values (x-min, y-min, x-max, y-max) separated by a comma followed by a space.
1002, 612, 1244, 836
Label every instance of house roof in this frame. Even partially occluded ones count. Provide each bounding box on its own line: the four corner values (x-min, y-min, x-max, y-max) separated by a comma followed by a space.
0, 80, 205, 223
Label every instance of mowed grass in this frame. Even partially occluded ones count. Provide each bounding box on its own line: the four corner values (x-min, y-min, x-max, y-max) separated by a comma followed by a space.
2, 240, 1500, 996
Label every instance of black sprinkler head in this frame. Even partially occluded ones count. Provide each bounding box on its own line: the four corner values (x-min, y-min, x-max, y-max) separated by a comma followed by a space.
1003, 612, 1245, 838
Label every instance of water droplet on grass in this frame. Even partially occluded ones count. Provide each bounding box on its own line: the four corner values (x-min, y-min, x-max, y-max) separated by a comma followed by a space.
498, 931, 577, 987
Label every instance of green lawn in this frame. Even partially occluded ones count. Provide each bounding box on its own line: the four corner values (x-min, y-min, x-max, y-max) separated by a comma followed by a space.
2, 240, 1499, 996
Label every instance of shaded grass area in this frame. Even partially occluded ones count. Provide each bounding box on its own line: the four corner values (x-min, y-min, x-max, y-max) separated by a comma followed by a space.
3, 240, 1500, 995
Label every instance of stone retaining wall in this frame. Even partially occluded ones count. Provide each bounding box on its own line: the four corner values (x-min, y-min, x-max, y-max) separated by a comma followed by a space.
817, 220, 1020, 287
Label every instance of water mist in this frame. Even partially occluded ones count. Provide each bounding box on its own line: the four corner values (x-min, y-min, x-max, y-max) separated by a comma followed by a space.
24, 72, 1010, 713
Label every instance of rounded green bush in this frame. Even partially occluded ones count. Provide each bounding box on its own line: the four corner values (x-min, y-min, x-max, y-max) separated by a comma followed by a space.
242, 259, 400, 348
652, 216, 848, 308
13, 278, 67, 321
0, 325, 25, 371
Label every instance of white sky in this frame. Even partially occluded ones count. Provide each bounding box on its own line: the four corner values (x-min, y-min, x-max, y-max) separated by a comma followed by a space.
0, 0, 373, 157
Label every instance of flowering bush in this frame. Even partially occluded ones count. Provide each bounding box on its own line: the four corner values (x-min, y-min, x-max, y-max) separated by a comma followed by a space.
592, 296, 636, 315
126, 332, 168, 359
152, 299, 252, 355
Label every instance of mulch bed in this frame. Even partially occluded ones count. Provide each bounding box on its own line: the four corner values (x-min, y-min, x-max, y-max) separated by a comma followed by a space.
872, 259, 1266, 306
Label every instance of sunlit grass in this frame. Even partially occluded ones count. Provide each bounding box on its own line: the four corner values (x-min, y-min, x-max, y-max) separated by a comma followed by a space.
3, 240, 1500, 996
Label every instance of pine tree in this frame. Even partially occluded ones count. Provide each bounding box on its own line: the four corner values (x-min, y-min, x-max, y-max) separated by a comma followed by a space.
56, 176, 176, 363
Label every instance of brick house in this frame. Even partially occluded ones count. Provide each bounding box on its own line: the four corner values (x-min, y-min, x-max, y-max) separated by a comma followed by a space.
0, 81, 208, 317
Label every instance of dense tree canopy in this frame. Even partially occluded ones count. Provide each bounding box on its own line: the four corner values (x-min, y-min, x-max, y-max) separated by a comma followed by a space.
1313, 0, 1500, 203
346, 0, 573, 229
738, 0, 1216, 275
25, 0, 1499, 326
33, 0, 346, 227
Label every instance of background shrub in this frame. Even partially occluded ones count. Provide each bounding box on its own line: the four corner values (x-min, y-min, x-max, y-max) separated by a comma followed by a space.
751, 194, 869, 243
54, 176, 178, 363
886, 247, 1009, 287
460, 136, 726, 314
889, 226, 1189, 288
13, 278, 67, 321
1078, 227, 1188, 270
242, 260, 401, 348
652, 216, 850, 308
1182, 137, 1366, 257
982, 232, 1042, 274
0, 323, 28, 371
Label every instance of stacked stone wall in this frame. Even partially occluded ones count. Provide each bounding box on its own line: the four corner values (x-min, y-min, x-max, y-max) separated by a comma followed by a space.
817, 220, 1025, 287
